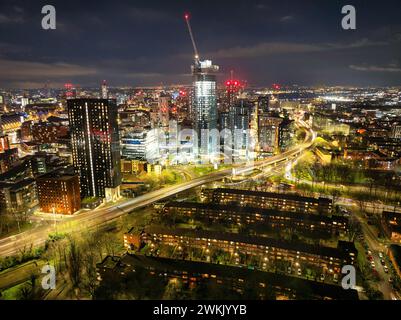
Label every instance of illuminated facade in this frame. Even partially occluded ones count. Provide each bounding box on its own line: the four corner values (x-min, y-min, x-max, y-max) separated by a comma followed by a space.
0, 179, 38, 214
0, 135, 10, 152
138, 226, 356, 275
0, 148, 18, 174
192, 60, 219, 158
258, 115, 282, 154
36, 172, 81, 215
97, 254, 359, 300
101, 80, 108, 99
201, 188, 333, 214
162, 201, 348, 235
31, 122, 68, 144
158, 93, 170, 128
229, 100, 251, 159
121, 129, 159, 162
67, 99, 121, 201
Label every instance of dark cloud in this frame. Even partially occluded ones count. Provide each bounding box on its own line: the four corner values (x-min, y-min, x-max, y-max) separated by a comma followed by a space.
280, 15, 294, 22
350, 64, 401, 73
0, 0, 400, 88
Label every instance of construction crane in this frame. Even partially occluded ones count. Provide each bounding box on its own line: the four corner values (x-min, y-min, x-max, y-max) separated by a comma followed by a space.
184, 13, 200, 65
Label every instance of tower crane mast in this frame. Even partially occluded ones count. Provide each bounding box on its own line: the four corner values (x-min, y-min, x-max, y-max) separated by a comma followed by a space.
184, 13, 200, 65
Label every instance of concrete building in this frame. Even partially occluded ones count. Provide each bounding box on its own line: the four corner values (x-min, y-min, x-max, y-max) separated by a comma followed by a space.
67, 99, 121, 201
97, 254, 358, 300
36, 171, 81, 215
201, 188, 333, 214
135, 226, 356, 275
162, 201, 348, 235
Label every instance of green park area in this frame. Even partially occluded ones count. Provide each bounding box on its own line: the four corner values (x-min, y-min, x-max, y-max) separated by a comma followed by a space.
0, 204, 155, 300
290, 144, 401, 207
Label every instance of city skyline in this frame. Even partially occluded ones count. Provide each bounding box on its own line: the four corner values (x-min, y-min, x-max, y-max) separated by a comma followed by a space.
1, 0, 401, 304
0, 0, 401, 89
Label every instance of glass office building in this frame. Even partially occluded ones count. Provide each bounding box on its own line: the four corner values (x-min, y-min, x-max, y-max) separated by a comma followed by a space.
192, 59, 219, 159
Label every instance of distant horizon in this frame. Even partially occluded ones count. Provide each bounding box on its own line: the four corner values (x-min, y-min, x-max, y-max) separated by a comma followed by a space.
2, 83, 401, 91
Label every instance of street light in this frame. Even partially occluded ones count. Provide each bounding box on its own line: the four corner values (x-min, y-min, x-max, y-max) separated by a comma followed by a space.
52, 205, 57, 233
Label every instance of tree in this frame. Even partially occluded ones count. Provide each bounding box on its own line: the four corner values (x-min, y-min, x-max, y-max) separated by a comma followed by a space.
104, 233, 122, 257
66, 238, 83, 292
82, 251, 98, 298
354, 193, 367, 213
329, 189, 342, 210
0, 214, 12, 235
348, 216, 361, 242
17, 273, 45, 300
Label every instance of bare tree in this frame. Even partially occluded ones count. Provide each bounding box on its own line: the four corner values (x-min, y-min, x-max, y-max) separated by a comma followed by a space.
329, 188, 342, 210
82, 251, 98, 298
66, 238, 83, 292
354, 193, 367, 214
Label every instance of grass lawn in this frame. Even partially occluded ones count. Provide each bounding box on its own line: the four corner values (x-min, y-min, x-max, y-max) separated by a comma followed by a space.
0, 281, 28, 300
0, 221, 34, 239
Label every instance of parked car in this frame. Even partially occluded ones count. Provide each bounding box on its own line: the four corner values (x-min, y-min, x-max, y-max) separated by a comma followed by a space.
333, 274, 339, 283
320, 274, 325, 281
297, 268, 302, 276
384, 266, 389, 273
379, 252, 383, 259
381, 259, 386, 265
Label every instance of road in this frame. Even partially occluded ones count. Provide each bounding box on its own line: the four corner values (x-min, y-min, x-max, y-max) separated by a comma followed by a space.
0, 260, 45, 292
334, 197, 399, 300
0, 123, 315, 258
285, 152, 400, 300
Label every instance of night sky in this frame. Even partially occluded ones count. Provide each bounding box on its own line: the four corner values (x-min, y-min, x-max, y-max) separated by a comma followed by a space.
0, 0, 401, 89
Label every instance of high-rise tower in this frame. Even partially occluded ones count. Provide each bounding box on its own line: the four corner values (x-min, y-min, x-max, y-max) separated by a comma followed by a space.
192, 60, 219, 157
67, 99, 121, 201
101, 80, 108, 99
185, 14, 219, 159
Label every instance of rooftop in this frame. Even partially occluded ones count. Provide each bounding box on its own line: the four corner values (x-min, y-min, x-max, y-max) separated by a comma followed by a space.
164, 201, 347, 224
98, 254, 358, 300
142, 226, 354, 260
210, 188, 332, 204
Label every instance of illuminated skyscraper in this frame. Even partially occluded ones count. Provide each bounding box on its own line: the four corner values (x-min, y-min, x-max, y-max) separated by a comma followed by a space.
67, 99, 121, 201
158, 92, 170, 128
258, 115, 282, 154
192, 59, 219, 158
101, 80, 108, 99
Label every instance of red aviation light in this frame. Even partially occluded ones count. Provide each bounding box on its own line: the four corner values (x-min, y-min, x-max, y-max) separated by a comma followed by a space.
184, 13, 190, 20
